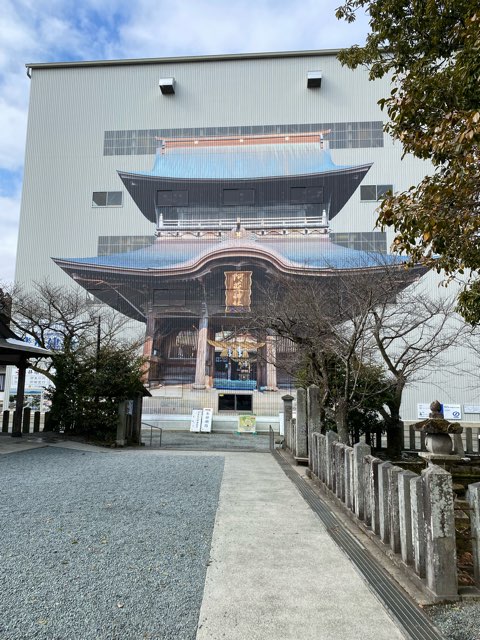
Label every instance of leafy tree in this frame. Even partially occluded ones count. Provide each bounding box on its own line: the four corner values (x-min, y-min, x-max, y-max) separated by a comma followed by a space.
255, 263, 465, 455
5, 280, 145, 440
336, 1, 480, 319
254, 266, 401, 444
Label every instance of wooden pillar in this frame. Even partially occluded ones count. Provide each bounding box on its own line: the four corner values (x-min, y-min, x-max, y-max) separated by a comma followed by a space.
193, 314, 208, 389
265, 333, 277, 390
142, 312, 155, 384
12, 357, 27, 438
205, 325, 215, 388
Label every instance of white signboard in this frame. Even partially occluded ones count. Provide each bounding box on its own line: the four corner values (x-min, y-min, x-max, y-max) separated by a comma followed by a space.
10, 367, 51, 391
464, 405, 480, 414
200, 408, 213, 433
443, 404, 462, 421
417, 403, 430, 419
190, 409, 203, 432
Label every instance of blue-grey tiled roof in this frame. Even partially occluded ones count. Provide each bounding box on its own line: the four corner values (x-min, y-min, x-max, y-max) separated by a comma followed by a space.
56, 235, 406, 272
123, 144, 354, 180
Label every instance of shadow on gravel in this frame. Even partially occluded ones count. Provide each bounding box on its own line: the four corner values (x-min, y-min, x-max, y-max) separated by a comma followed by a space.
143, 430, 272, 452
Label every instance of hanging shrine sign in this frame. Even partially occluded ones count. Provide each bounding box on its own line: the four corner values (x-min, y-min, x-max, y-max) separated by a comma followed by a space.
225, 271, 252, 313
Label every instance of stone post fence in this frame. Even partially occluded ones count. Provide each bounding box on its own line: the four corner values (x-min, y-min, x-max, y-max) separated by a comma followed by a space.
310, 432, 464, 601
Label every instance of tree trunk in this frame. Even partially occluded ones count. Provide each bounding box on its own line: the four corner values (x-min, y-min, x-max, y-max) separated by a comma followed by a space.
335, 398, 349, 444
386, 419, 404, 458
385, 391, 404, 458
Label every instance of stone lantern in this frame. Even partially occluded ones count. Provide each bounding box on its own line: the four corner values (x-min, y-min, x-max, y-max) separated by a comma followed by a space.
414, 400, 466, 463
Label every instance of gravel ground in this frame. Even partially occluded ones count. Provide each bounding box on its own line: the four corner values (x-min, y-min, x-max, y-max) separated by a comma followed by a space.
0, 447, 224, 640
426, 602, 480, 640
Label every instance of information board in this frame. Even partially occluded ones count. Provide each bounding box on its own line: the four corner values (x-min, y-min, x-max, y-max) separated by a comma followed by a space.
200, 408, 213, 433
464, 405, 480, 414
417, 403, 430, 419
190, 409, 203, 432
443, 404, 462, 420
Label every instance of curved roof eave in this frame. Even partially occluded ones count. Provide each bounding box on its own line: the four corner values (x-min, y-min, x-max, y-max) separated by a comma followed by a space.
53, 243, 408, 279
119, 162, 373, 183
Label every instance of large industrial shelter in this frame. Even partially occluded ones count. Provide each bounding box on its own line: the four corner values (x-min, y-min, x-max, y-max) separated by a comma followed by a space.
13, 50, 477, 427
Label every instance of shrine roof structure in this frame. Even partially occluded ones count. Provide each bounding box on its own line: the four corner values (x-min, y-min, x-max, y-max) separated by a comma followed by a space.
53, 234, 407, 278
123, 134, 357, 181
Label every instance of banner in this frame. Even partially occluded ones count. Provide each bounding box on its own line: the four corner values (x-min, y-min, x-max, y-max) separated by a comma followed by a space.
238, 415, 256, 433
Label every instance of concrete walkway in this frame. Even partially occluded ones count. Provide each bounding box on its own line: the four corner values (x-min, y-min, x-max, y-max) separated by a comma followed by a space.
0, 435, 407, 639
196, 452, 405, 640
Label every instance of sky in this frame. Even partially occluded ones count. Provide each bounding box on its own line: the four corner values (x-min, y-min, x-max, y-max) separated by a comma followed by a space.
0, 0, 370, 284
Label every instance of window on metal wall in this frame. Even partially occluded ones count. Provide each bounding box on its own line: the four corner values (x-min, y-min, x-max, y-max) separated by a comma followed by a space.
92, 191, 123, 207
218, 394, 253, 412
360, 185, 393, 201
103, 121, 385, 155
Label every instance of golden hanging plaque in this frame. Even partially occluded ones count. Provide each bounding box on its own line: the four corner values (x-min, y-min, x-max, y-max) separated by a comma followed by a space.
225, 271, 252, 312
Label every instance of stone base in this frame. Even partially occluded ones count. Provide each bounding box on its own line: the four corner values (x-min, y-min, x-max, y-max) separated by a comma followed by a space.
418, 452, 467, 464
418, 451, 463, 462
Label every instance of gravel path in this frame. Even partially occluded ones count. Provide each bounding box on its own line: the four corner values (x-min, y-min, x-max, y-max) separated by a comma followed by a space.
426, 602, 480, 640
0, 447, 224, 640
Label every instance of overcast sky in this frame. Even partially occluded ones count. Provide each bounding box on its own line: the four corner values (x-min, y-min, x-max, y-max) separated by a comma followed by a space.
0, 0, 370, 284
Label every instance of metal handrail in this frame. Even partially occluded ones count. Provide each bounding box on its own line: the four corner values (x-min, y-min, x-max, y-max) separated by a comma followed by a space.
142, 422, 163, 448
156, 214, 328, 232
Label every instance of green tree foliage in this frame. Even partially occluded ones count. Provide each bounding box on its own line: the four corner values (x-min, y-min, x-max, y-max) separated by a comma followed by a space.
6, 280, 145, 440
296, 352, 394, 443
256, 264, 464, 455
47, 345, 146, 439
336, 1, 480, 319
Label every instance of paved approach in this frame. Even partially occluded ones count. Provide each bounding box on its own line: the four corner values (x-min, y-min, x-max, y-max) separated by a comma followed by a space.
196, 451, 405, 640
0, 435, 407, 639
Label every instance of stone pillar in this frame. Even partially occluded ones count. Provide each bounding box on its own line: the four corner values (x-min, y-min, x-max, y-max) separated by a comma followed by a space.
131, 395, 143, 445
193, 314, 208, 389
282, 395, 294, 452
422, 464, 458, 598
467, 482, 480, 586
326, 431, 339, 491
307, 385, 321, 469
295, 388, 308, 459
369, 458, 382, 535
453, 432, 465, 456
466, 429, 473, 454
311, 433, 319, 477
344, 446, 353, 510
335, 443, 346, 501
378, 462, 393, 544
265, 334, 277, 390
363, 455, 375, 528
389, 466, 403, 554
348, 449, 355, 512
319, 434, 327, 483
353, 443, 371, 521
116, 400, 127, 447
398, 470, 417, 566
411, 476, 426, 578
